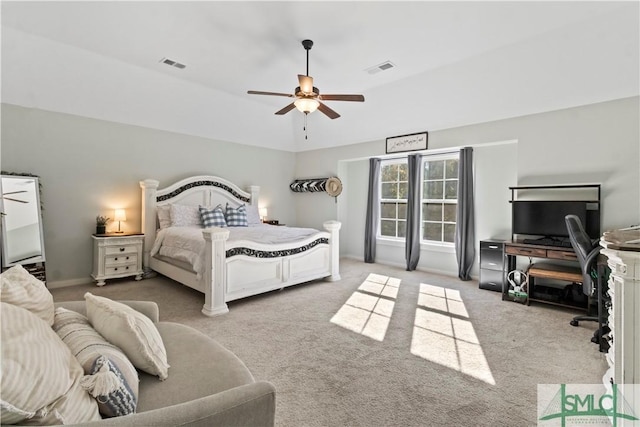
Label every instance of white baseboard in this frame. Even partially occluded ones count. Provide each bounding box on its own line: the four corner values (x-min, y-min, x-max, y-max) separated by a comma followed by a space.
47, 277, 93, 289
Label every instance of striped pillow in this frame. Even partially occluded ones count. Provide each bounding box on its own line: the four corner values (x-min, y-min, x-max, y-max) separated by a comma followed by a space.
199, 204, 227, 228
53, 307, 139, 417
0, 302, 101, 425
0, 264, 54, 325
85, 293, 170, 380
225, 203, 248, 227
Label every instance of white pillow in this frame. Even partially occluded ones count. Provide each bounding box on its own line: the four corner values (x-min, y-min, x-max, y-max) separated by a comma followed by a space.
53, 307, 139, 417
170, 204, 203, 227
85, 292, 170, 380
1, 302, 101, 425
0, 264, 54, 325
246, 205, 261, 225
157, 205, 171, 229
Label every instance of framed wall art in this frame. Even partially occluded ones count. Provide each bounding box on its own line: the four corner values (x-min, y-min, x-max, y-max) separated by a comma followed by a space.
385, 131, 428, 154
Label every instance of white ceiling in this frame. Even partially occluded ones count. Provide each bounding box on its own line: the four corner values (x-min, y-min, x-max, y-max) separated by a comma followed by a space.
2, 1, 638, 152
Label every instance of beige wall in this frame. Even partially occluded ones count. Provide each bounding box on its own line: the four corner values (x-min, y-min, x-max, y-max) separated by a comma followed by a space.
2, 96, 638, 284
295, 96, 640, 274
1, 104, 297, 285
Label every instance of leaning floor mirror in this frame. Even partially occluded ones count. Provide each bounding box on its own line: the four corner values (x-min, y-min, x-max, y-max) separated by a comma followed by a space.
1, 175, 46, 269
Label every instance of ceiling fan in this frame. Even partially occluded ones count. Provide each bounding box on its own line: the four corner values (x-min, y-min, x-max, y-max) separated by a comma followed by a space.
247, 39, 365, 120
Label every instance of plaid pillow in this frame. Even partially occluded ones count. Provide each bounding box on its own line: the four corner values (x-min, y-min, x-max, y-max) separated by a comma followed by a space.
199, 205, 227, 228
225, 203, 248, 227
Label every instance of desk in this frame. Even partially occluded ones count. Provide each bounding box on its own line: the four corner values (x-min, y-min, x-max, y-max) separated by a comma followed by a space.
503, 240, 586, 309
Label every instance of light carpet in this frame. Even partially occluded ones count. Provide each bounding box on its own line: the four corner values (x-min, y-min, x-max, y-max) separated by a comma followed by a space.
50, 258, 607, 426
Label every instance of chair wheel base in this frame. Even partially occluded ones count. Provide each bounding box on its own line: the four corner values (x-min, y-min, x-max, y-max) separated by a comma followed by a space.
570, 319, 579, 327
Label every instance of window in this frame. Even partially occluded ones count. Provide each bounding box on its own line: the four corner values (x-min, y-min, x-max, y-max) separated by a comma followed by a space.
379, 160, 408, 239
422, 156, 458, 243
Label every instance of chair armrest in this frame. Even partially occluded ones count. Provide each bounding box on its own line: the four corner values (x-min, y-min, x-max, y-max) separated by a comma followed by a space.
54, 300, 160, 323
64, 381, 276, 427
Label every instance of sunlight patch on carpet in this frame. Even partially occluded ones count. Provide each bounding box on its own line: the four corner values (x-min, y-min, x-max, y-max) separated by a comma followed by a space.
411, 283, 495, 385
330, 273, 399, 341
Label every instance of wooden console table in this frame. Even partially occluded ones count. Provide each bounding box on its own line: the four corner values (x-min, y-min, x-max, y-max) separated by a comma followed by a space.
504, 240, 588, 309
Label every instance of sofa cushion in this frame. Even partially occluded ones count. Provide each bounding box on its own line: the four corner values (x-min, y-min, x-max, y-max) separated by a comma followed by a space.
0, 264, 54, 325
53, 307, 139, 417
136, 322, 254, 412
85, 292, 170, 380
0, 302, 101, 425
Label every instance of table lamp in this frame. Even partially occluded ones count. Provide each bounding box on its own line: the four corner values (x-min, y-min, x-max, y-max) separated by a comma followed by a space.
114, 209, 126, 233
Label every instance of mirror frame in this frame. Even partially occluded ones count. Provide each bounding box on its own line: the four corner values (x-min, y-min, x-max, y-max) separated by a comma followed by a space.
1, 175, 46, 267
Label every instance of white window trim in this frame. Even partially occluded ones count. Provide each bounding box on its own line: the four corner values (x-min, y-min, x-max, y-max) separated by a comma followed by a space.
420, 153, 459, 246
378, 158, 408, 240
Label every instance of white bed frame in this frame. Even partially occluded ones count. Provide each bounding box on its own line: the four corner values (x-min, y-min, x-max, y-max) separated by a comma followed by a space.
140, 175, 341, 316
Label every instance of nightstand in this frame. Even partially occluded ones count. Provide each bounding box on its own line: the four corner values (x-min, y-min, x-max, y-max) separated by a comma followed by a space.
91, 233, 144, 286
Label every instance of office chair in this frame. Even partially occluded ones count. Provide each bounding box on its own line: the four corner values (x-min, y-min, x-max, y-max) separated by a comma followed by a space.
565, 215, 606, 342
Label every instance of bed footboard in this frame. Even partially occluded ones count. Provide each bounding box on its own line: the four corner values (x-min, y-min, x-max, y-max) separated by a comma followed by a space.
200, 221, 341, 317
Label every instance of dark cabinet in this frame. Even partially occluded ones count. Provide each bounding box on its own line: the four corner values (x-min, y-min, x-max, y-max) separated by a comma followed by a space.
480, 240, 505, 292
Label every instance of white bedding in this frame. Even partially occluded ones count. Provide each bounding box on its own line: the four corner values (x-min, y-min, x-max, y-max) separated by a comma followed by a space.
150, 224, 321, 278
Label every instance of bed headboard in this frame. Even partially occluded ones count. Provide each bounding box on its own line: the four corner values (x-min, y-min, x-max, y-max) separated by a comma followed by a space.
139, 175, 259, 267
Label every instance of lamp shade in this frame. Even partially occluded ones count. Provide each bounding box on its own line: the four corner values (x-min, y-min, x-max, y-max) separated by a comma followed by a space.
294, 98, 319, 114
114, 209, 127, 222
259, 207, 268, 220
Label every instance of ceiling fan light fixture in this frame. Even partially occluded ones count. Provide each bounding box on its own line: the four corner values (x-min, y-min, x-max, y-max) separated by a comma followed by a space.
294, 97, 320, 114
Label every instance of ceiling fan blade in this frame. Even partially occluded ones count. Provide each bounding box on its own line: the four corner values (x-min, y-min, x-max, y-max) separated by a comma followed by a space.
275, 103, 296, 115
248, 90, 294, 98
3, 197, 28, 203
298, 75, 314, 94
317, 102, 340, 119
2, 190, 27, 195
319, 94, 365, 102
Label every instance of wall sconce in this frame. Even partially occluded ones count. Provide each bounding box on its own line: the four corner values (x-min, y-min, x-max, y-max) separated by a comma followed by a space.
259, 207, 268, 222
114, 209, 126, 233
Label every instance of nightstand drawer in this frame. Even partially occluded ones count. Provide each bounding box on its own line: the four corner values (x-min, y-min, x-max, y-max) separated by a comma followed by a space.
105, 254, 137, 266
105, 264, 137, 276
105, 245, 137, 255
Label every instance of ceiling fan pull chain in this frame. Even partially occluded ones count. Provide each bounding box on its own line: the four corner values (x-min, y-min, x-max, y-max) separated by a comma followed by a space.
304, 112, 308, 140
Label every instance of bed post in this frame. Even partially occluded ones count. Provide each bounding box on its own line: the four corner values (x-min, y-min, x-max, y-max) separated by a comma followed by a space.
140, 179, 159, 269
323, 220, 341, 281
248, 185, 260, 206
201, 228, 230, 317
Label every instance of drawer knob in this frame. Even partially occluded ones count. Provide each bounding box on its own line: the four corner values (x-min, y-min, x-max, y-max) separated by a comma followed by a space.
114, 257, 118, 261
125, 266, 129, 270
126, 256, 130, 260
114, 268, 118, 271
119, 248, 125, 252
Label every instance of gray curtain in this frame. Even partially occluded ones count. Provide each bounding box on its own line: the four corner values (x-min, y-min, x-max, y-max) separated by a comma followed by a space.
455, 147, 475, 280
405, 154, 422, 270
364, 158, 381, 263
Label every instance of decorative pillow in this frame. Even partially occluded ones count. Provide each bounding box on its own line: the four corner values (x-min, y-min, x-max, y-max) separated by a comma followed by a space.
169, 204, 202, 228
157, 204, 171, 229
199, 205, 227, 228
225, 203, 248, 227
85, 292, 170, 380
246, 204, 261, 225
0, 264, 54, 326
1, 302, 101, 425
53, 307, 138, 417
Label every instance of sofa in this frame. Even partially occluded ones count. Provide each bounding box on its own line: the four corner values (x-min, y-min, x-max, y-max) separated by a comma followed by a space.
1, 265, 275, 427
55, 300, 277, 427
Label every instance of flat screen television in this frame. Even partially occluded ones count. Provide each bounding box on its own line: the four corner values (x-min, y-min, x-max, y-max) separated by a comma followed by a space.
512, 200, 590, 238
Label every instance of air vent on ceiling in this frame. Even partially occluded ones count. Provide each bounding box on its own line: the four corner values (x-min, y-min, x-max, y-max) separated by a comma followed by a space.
160, 57, 186, 69
365, 61, 395, 75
